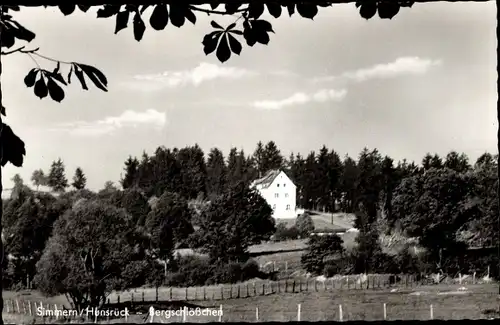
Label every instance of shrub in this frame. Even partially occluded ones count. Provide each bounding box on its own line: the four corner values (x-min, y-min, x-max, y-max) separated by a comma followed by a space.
396, 245, 423, 274
165, 256, 264, 286
241, 259, 260, 280
323, 252, 357, 277
273, 223, 300, 241
301, 234, 344, 275
166, 255, 214, 287
295, 212, 315, 237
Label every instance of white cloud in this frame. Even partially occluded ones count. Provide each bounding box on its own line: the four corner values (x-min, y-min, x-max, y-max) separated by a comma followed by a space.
125, 62, 255, 90
313, 57, 442, 83
51, 109, 167, 137
253, 89, 347, 110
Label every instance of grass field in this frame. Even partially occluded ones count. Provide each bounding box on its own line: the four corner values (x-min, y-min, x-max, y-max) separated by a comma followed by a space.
194, 284, 500, 321
4, 283, 498, 323
276, 212, 355, 231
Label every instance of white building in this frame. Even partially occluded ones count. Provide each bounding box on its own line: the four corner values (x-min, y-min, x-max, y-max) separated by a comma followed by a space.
250, 169, 297, 219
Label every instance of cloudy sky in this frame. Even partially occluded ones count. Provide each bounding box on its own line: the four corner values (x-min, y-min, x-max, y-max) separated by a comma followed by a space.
1, 2, 496, 192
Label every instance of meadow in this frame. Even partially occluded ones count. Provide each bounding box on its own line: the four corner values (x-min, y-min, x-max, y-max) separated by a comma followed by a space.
3, 283, 499, 323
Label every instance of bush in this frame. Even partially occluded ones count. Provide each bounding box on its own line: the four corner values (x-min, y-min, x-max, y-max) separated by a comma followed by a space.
301, 234, 344, 275
211, 262, 243, 284
396, 245, 423, 274
273, 223, 299, 241
295, 212, 314, 237
166, 255, 214, 287
165, 256, 264, 287
323, 257, 350, 277
241, 259, 260, 280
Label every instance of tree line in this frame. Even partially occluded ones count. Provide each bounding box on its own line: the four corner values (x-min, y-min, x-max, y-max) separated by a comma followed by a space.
2, 142, 497, 311
16, 141, 500, 253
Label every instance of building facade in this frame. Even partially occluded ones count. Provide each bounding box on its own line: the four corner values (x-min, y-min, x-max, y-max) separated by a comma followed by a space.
250, 170, 297, 219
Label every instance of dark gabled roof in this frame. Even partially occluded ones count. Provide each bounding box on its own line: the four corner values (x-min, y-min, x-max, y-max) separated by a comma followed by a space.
251, 169, 281, 189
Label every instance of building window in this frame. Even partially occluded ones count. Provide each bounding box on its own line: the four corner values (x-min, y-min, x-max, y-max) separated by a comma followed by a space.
273, 204, 276, 209
286, 204, 290, 210
275, 193, 279, 198
285, 193, 289, 198
277, 183, 280, 187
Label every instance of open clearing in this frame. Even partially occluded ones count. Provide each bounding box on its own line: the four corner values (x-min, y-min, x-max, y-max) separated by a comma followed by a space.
4, 284, 498, 323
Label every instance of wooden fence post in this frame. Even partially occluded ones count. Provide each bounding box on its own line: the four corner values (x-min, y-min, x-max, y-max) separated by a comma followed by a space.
117, 295, 120, 304
339, 304, 343, 322
383, 303, 387, 320
262, 283, 265, 296
314, 279, 317, 291
285, 261, 288, 273
246, 283, 249, 298
256, 307, 259, 322
186, 287, 189, 301
253, 282, 256, 296
473, 272, 476, 284
346, 277, 349, 290
221, 286, 224, 299
305, 279, 308, 291
292, 280, 296, 293
230, 285, 233, 299
430, 304, 434, 320
299, 279, 302, 292
131, 293, 134, 305
142, 291, 145, 302
28, 300, 32, 316
16, 299, 20, 313
204, 287, 207, 300
237, 284, 241, 298
323, 280, 327, 291
218, 305, 223, 322
297, 304, 301, 322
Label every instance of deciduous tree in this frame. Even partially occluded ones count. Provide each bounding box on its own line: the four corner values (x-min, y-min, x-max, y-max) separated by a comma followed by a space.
31, 169, 47, 191
34, 199, 148, 311
194, 182, 275, 263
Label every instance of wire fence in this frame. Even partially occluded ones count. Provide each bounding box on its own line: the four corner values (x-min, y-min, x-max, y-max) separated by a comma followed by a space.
2, 299, 498, 323
3, 271, 497, 323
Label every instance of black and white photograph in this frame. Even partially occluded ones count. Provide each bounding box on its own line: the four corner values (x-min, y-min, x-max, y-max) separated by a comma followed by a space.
0, 1, 498, 323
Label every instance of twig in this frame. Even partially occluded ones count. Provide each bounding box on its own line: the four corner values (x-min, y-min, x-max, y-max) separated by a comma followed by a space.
1, 46, 26, 55
30, 52, 74, 65
26, 53, 41, 69
188, 5, 248, 16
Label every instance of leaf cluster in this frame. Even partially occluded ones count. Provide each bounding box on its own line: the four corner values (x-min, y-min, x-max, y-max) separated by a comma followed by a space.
24, 62, 107, 102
